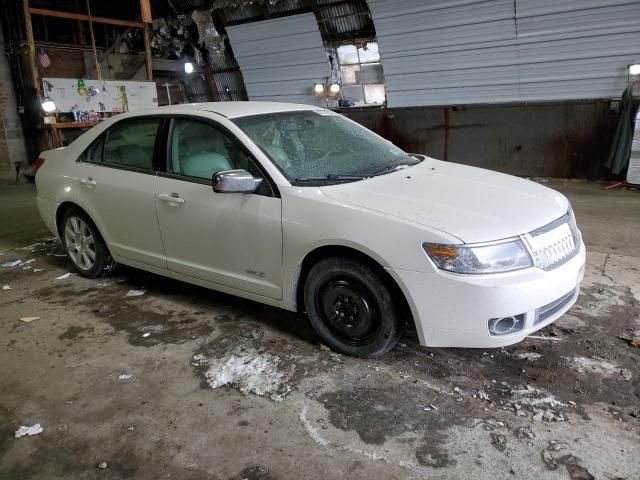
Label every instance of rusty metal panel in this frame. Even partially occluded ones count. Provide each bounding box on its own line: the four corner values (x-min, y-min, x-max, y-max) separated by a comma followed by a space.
340, 100, 617, 179
226, 13, 330, 105
368, 0, 640, 107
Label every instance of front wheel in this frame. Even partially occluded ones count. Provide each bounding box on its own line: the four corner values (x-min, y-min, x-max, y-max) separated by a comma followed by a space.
304, 257, 404, 357
61, 208, 114, 278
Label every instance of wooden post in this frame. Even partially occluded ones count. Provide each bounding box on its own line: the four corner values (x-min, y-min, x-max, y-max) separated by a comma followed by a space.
85, 0, 102, 79
140, 0, 153, 81
23, 0, 40, 96
143, 26, 153, 80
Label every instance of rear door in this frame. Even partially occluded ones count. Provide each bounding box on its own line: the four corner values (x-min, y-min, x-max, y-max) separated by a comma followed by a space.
74, 117, 167, 268
154, 116, 283, 299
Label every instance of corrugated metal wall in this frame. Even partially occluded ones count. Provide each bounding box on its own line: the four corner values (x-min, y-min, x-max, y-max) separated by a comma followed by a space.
226, 13, 330, 105
368, 0, 640, 107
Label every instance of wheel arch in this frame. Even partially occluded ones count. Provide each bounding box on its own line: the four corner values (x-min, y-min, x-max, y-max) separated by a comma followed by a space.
294, 244, 414, 329
55, 201, 109, 248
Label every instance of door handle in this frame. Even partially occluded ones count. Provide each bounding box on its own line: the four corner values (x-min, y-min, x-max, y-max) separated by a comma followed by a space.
158, 193, 185, 205
80, 177, 96, 186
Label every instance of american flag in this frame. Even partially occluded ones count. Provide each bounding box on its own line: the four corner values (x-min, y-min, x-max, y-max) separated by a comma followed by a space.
38, 49, 51, 69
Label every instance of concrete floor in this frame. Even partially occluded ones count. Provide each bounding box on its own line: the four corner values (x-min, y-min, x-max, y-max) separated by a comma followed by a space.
0, 180, 638, 480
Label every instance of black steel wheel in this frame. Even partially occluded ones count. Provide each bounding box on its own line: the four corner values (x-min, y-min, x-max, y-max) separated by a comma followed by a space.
304, 256, 404, 357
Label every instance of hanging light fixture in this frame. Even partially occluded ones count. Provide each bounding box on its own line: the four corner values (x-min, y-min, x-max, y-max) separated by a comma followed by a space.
314, 83, 325, 94
629, 64, 640, 76
184, 62, 194, 74
329, 83, 341, 94
41, 97, 56, 113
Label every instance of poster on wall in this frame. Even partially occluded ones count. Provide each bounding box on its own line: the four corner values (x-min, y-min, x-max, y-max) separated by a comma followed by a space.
42, 78, 158, 114
628, 110, 640, 185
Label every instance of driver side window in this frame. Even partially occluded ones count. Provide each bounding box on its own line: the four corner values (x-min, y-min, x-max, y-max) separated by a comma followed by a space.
168, 118, 272, 196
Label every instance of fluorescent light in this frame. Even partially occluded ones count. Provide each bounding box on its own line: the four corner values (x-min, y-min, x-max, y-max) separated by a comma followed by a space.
41, 98, 56, 113
184, 62, 194, 74
314, 83, 325, 94
329, 83, 340, 94
629, 64, 640, 75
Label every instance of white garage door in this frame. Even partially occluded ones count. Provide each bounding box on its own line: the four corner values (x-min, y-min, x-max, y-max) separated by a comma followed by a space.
226, 13, 330, 106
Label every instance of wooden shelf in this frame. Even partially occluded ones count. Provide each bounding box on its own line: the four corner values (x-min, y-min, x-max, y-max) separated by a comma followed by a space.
44, 121, 100, 129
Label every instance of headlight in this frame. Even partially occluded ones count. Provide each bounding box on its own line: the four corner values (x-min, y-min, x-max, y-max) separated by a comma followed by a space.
423, 239, 533, 274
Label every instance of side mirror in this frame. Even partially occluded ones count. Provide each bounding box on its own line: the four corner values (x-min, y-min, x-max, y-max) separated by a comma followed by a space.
212, 169, 262, 194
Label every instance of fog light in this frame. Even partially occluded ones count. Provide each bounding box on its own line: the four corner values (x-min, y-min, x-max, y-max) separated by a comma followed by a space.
488, 315, 525, 336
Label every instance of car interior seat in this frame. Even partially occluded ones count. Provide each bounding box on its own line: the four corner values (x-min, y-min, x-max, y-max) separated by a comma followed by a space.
179, 131, 232, 178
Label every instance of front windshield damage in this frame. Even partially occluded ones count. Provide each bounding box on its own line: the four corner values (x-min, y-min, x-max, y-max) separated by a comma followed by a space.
233, 111, 422, 185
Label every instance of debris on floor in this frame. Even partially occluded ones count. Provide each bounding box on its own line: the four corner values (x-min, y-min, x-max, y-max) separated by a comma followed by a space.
2, 285, 10, 290
118, 374, 133, 380
20, 316, 41, 323
125, 289, 146, 297
14, 423, 43, 438
55, 273, 71, 280
97, 461, 108, 470
2, 260, 23, 267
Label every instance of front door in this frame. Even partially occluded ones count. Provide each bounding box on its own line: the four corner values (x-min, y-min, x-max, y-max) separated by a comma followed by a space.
154, 118, 283, 299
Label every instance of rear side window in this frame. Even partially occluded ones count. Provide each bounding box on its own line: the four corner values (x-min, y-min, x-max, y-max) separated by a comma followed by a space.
103, 119, 160, 170
82, 136, 104, 163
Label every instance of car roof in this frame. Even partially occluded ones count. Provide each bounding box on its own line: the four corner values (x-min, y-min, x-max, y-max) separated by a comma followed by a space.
151, 101, 323, 119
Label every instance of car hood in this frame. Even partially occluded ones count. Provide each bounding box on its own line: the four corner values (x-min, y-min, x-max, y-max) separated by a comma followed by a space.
319, 158, 569, 244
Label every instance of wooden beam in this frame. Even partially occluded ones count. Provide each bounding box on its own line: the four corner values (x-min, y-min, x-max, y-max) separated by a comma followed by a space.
85, 0, 101, 79
29, 7, 146, 29
23, 0, 40, 95
139, 0, 152, 23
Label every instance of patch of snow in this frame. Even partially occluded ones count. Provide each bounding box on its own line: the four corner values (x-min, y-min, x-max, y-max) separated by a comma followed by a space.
2, 285, 11, 290
55, 273, 71, 280
196, 349, 292, 402
571, 356, 619, 376
125, 289, 145, 297
118, 374, 132, 380
15, 424, 43, 438
517, 352, 542, 362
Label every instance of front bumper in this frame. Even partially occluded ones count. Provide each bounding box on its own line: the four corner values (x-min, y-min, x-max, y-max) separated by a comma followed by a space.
388, 240, 586, 348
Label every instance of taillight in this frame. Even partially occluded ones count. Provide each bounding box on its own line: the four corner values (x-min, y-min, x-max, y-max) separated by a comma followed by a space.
33, 157, 45, 175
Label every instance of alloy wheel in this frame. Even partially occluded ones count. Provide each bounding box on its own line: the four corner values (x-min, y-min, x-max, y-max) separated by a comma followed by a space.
64, 216, 96, 270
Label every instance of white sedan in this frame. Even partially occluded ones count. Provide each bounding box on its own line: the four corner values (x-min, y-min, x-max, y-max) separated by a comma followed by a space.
35, 102, 585, 357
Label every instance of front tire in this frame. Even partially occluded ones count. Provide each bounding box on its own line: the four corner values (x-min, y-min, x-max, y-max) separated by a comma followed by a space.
304, 257, 404, 357
61, 208, 114, 278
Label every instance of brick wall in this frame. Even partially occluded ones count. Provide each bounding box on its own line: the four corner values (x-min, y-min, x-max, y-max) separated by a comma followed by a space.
0, 23, 27, 181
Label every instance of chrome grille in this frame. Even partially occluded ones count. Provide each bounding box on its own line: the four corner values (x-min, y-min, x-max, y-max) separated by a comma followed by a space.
523, 212, 579, 271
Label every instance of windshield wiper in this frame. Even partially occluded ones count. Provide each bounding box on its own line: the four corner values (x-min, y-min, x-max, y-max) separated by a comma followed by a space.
295, 174, 366, 182
368, 163, 414, 177
367, 155, 423, 177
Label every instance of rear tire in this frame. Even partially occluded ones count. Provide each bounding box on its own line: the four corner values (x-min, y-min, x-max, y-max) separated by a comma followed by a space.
61, 207, 114, 279
304, 257, 404, 357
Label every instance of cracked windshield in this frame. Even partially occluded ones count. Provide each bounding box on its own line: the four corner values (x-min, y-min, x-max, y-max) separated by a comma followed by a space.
234, 111, 419, 184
